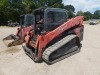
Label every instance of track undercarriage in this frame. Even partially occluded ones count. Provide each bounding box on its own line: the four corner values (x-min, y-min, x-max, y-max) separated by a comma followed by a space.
23, 34, 82, 64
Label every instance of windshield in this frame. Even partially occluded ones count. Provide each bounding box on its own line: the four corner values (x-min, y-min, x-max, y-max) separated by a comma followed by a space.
45, 11, 67, 31
47, 11, 67, 24
26, 15, 34, 26
20, 15, 34, 27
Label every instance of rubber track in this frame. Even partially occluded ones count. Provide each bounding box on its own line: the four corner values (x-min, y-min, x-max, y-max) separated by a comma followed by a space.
42, 34, 80, 64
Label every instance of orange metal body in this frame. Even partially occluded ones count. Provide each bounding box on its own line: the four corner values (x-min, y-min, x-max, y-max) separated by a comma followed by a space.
26, 16, 84, 60
16, 25, 33, 41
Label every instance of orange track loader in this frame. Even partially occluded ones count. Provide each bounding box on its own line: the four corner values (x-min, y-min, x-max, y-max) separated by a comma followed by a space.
3, 14, 34, 47
23, 8, 84, 64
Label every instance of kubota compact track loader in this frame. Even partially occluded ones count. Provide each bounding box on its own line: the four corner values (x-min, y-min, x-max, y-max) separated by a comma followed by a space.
23, 8, 84, 64
3, 14, 34, 47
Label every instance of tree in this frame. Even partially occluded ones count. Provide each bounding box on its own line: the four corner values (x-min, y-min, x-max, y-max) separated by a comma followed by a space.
0, 0, 10, 25
76, 10, 93, 21
83, 11, 92, 20
0, 0, 73, 25
22, 0, 36, 13
67, 10, 75, 19
93, 10, 100, 19
64, 5, 75, 12
76, 10, 84, 16
46, 0, 64, 8
64, 5, 75, 19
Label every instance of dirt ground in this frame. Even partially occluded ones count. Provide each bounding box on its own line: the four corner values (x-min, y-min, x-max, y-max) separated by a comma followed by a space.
0, 24, 100, 75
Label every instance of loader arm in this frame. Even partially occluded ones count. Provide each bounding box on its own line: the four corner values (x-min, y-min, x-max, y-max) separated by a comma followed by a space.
21, 25, 33, 41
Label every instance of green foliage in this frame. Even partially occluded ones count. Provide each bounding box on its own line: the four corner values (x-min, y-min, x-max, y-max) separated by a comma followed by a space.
76, 11, 93, 21
83, 11, 92, 21
0, 0, 100, 25
0, 0, 10, 25
76, 10, 84, 16
48, 0, 64, 8
93, 10, 100, 19
68, 10, 75, 19
64, 5, 75, 19
0, 0, 65, 25
64, 5, 75, 12
22, 0, 36, 13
